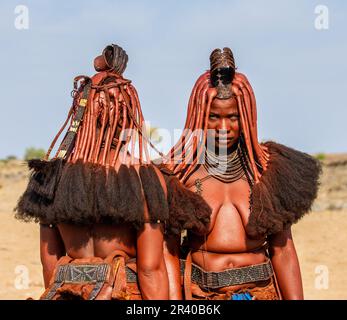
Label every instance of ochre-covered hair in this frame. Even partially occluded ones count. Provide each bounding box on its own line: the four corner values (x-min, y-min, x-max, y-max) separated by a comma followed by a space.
16, 44, 212, 237
167, 48, 269, 183
47, 67, 153, 167
167, 47, 321, 238
15, 44, 166, 228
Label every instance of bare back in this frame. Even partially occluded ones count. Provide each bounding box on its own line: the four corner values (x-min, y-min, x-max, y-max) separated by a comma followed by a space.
55, 151, 168, 260
57, 223, 137, 259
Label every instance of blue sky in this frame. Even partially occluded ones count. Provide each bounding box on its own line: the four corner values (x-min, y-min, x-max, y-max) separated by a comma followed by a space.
0, 0, 346, 158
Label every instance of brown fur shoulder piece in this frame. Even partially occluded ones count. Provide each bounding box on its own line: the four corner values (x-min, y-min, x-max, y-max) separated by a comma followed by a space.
139, 165, 169, 224
158, 165, 212, 237
26, 158, 65, 200
247, 141, 322, 238
15, 160, 169, 230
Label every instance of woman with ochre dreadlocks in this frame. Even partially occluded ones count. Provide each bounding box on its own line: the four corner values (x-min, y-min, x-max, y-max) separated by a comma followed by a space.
164, 47, 321, 300
15, 44, 211, 300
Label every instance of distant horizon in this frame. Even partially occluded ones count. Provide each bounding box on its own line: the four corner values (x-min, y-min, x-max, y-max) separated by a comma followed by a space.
1, 144, 346, 161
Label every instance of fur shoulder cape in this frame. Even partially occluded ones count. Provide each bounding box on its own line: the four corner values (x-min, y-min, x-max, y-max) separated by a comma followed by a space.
15, 159, 211, 237
157, 165, 212, 237
247, 141, 322, 238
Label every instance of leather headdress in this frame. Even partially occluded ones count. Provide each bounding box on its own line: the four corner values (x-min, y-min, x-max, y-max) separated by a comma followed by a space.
210, 47, 236, 99
94, 44, 129, 74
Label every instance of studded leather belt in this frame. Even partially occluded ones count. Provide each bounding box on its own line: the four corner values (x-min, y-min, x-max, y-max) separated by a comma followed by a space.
53, 263, 137, 284
181, 258, 274, 290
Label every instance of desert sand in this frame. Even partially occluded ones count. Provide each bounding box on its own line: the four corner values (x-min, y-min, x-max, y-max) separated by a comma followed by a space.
0, 158, 346, 300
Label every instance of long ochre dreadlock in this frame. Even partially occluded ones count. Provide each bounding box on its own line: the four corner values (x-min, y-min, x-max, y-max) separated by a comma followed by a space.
167, 47, 321, 239
167, 47, 269, 184
15, 44, 212, 237
45, 44, 158, 167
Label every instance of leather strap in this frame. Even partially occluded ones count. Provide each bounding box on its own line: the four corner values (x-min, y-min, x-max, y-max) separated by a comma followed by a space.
42, 255, 73, 300
55, 77, 92, 159
104, 249, 129, 264
42, 250, 136, 300
54, 71, 109, 160
43, 282, 64, 300
104, 250, 131, 300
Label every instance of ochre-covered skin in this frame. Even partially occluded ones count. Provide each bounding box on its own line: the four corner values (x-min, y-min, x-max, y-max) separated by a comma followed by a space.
39, 78, 170, 297
16, 46, 172, 300
182, 94, 280, 298
167, 72, 269, 183
165, 61, 320, 300
17, 45, 213, 300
